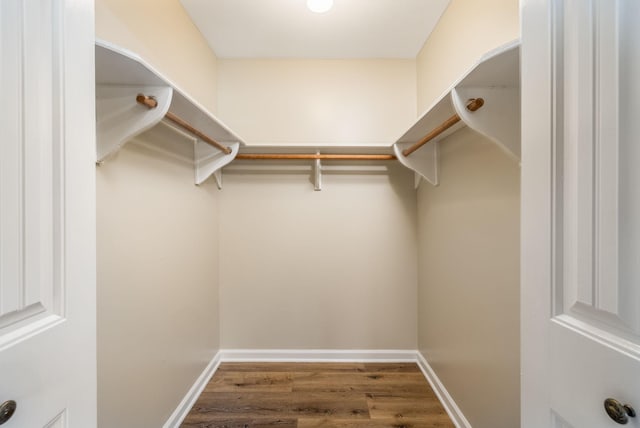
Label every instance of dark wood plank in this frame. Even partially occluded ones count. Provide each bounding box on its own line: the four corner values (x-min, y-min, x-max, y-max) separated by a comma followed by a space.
298, 418, 454, 428
362, 363, 422, 373
181, 419, 297, 428
204, 372, 294, 393
291, 372, 433, 394
186, 392, 370, 420
367, 394, 452, 421
216, 362, 366, 373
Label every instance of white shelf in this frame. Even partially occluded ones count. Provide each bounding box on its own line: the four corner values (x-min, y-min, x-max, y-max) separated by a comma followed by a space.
230, 145, 397, 191
237, 145, 395, 155
394, 40, 521, 186
95, 39, 520, 189
95, 40, 245, 187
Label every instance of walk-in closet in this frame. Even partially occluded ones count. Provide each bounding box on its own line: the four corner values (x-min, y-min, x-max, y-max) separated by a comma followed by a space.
3, 0, 638, 427
94, 1, 520, 427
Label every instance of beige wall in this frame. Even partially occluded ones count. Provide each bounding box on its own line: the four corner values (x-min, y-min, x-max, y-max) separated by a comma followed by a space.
95, 2, 222, 427
97, 138, 221, 428
416, 0, 519, 112
95, 0, 219, 113
417, 129, 520, 428
218, 163, 418, 349
217, 59, 416, 145
415, 1, 520, 427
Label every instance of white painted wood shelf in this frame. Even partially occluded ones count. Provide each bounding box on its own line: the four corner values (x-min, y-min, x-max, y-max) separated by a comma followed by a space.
231, 145, 397, 191
394, 40, 521, 186
95, 39, 520, 189
95, 39, 245, 187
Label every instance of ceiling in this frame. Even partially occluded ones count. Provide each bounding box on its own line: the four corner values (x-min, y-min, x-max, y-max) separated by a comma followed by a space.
179, 0, 450, 59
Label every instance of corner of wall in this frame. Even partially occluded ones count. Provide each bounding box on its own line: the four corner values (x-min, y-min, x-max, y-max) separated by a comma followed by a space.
415, 0, 520, 113
95, 0, 219, 113
95, 2, 223, 426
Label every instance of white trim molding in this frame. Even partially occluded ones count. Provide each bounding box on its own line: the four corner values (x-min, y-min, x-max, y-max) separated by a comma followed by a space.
163, 352, 222, 428
164, 349, 472, 428
219, 349, 418, 363
416, 352, 472, 428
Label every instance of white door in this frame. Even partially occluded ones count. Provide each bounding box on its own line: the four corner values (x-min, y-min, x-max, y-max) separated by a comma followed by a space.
522, 0, 640, 427
0, 1, 96, 427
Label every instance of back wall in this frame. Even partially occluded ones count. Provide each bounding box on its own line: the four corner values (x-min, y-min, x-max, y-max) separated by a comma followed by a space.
217, 59, 416, 146
218, 162, 418, 350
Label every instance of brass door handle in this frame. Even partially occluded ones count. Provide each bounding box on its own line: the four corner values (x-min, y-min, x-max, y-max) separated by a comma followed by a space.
604, 398, 636, 425
0, 401, 16, 425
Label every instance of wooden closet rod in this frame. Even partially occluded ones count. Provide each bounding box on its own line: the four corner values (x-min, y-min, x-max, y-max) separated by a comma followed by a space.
235, 153, 397, 161
136, 94, 233, 155
402, 98, 484, 157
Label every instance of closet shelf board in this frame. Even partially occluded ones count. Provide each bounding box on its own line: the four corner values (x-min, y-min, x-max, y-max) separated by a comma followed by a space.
95, 39, 245, 187
394, 40, 521, 186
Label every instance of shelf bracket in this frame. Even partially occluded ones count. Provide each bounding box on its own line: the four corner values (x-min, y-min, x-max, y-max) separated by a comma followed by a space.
212, 170, 223, 190
393, 140, 439, 186
313, 155, 322, 191
96, 85, 173, 163
195, 141, 240, 187
452, 87, 520, 161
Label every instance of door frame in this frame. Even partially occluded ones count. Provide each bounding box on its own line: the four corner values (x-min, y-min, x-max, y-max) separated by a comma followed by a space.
520, 0, 554, 426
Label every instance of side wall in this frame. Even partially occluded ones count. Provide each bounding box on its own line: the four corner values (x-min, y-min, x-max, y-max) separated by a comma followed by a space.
217, 59, 416, 145
97, 141, 220, 428
219, 163, 418, 350
417, 129, 520, 428
414, 1, 520, 427
95, 1, 221, 427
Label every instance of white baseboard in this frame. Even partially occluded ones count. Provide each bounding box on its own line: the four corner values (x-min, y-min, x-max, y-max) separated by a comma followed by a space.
219, 348, 418, 362
164, 349, 471, 428
416, 351, 472, 428
163, 351, 222, 428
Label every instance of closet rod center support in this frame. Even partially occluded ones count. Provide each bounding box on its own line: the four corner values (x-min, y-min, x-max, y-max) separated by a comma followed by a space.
402, 97, 484, 157
135, 94, 233, 155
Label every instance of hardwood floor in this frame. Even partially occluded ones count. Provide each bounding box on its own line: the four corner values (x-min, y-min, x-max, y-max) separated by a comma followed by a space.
181, 362, 455, 428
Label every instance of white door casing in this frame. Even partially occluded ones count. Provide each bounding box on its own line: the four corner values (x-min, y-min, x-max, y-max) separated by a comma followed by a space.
0, 0, 96, 427
522, 0, 640, 427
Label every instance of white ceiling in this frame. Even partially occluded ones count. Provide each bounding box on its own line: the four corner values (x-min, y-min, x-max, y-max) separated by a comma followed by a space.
180, 0, 450, 59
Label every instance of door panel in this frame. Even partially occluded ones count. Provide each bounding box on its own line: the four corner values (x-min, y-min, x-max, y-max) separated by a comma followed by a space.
0, 0, 64, 346
551, 2, 640, 425
559, 0, 640, 337
0, 0, 96, 426
45, 411, 67, 428
618, 0, 640, 337
551, 320, 639, 427
521, 0, 640, 426
551, 411, 574, 428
